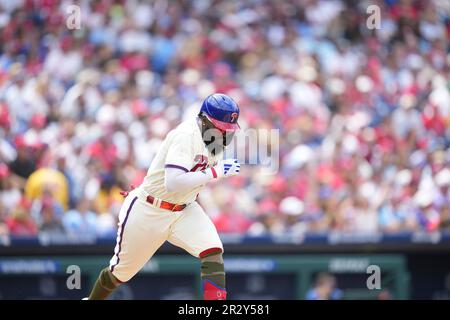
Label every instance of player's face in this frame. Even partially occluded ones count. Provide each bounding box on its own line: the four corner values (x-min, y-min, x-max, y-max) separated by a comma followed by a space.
200, 115, 237, 155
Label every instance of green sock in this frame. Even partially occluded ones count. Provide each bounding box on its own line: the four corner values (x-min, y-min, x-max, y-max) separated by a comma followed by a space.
88, 268, 122, 300
201, 255, 226, 288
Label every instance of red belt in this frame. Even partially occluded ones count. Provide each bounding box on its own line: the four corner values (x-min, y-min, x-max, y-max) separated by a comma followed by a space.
146, 195, 186, 212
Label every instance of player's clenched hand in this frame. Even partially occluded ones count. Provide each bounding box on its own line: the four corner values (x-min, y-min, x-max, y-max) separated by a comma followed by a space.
211, 159, 240, 179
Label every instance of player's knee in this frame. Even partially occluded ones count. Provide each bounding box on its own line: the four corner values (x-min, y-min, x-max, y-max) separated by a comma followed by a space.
200, 248, 224, 267
199, 247, 223, 259
100, 267, 123, 290
200, 250, 223, 264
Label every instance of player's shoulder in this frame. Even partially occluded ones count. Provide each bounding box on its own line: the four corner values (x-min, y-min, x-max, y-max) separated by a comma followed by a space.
166, 117, 201, 144
169, 118, 199, 137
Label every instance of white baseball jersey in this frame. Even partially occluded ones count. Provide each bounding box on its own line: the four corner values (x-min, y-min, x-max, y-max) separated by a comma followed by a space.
141, 117, 219, 204
108, 117, 224, 282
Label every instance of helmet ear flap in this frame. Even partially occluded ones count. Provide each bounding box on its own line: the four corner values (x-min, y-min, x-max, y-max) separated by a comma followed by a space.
198, 112, 208, 122
198, 113, 215, 130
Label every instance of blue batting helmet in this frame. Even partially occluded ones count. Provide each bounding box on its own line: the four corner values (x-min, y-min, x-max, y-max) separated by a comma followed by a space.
199, 93, 240, 131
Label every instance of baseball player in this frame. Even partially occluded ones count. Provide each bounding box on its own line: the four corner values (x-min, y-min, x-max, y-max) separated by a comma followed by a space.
86, 93, 241, 300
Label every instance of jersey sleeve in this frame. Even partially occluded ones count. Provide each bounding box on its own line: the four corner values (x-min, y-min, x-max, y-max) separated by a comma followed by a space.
165, 132, 195, 172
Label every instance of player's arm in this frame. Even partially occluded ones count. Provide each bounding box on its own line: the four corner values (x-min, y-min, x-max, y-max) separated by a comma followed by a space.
165, 159, 240, 193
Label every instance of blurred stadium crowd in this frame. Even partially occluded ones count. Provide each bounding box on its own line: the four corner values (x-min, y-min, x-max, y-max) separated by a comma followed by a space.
0, 0, 449, 240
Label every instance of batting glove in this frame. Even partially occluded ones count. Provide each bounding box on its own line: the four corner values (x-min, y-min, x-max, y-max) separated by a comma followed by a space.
210, 159, 240, 179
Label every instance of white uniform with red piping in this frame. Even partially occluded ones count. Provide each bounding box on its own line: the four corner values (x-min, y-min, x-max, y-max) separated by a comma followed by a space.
109, 118, 223, 282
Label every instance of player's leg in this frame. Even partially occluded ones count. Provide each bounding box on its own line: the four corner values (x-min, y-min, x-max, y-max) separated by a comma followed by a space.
87, 266, 122, 300
167, 202, 227, 300
88, 191, 172, 300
